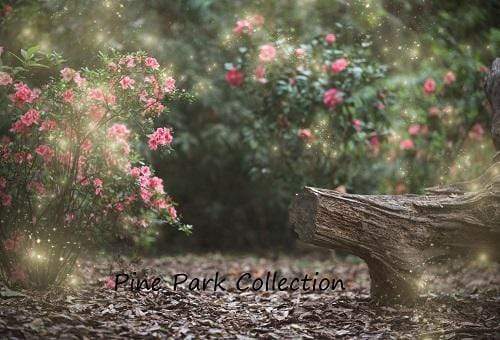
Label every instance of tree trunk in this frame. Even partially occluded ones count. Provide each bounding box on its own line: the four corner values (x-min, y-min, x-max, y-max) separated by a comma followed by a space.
289, 58, 500, 304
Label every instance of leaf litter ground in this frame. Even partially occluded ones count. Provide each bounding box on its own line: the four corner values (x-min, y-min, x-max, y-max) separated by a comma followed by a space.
1, 254, 499, 339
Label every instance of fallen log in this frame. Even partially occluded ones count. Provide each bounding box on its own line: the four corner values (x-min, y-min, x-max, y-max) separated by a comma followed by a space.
289, 58, 500, 304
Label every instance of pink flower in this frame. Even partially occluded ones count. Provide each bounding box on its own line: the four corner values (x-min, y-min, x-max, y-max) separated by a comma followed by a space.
163, 77, 176, 93
225, 68, 244, 87
107, 123, 130, 140
35, 145, 54, 163
167, 206, 177, 220
81, 139, 93, 152
323, 88, 344, 108
9, 82, 39, 106
331, 58, 349, 74
130, 167, 141, 178
1, 193, 12, 206
120, 55, 135, 68
20, 109, 41, 127
148, 176, 164, 194
325, 33, 336, 44
88, 105, 105, 121
423, 78, 436, 95
60, 67, 76, 81
295, 48, 305, 58
144, 57, 160, 70
369, 135, 380, 149
39, 119, 57, 132
119, 76, 135, 90
443, 71, 456, 85
62, 89, 75, 103
254, 65, 267, 83
352, 119, 362, 132
400, 139, 415, 150
408, 124, 421, 136
0, 72, 13, 85
233, 19, 253, 35
115, 202, 124, 212
298, 128, 313, 140
89, 88, 105, 101
93, 178, 103, 195
259, 44, 276, 63
73, 72, 86, 87
148, 127, 173, 150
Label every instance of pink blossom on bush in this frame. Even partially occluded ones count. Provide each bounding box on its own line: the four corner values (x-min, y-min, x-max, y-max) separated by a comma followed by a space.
104, 276, 115, 289
60, 67, 76, 81
443, 71, 456, 85
20, 109, 40, 127
423, 78, 436, 95
168, 206, 177, 220
233, 19, 253, 35
0, 72, 13, 85
39, 119, 57, 132
408, 124, 421, 136
9, 82, 39, 106
400, 139, 415, 150
259, 44, 277, 63
163, 77, 176, 93
325, 33, 336, 44
120, 76, 135, 90
144, 57, 160, 70
148, 127, 173, 150
35, 145, 54, 163
73, 72, 86, 87
89, 88, 105, 101
93, 178, 103, 196
62, 89, 75, 103
298, 128, 313, 140
323, 88, 344, 108
352, 119, 362, 132
295, 48, 305, 58
1, 193, 12, 207
225, 68, 244, 87
254, 65, 267, 83
331, 58, 349, 74
107, 123, 131, 141
88, 105, 105, 121
148, 176, 164, 194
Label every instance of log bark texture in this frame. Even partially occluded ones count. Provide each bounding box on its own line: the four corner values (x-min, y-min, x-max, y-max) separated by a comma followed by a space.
289, 58, 500, 304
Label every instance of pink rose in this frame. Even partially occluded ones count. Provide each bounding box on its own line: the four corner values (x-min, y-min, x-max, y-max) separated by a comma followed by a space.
331, 58, 349, 74
259, 44, 276, 63
225, 68, 244, 87
325, 33, 336, 44
0, 72, 13, 85
323, 88, 344, 108
423, 78, 436, 95
443, 71, 456, 85
144, 57, 160, 70
400, 139, 415, 150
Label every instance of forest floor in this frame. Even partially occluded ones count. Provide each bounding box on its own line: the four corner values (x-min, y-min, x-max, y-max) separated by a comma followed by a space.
0, 253, 499, 339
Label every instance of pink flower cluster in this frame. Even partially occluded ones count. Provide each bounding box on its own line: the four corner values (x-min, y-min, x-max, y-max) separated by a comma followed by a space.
148, 127, 173, 150
10, 109, 40, 134
331, 58, 349, 74
107, 123, 131, 141
9, 82, 39, 107
35, 144, 54, 163
323, 88, 344, 108
259, 44, 277, 63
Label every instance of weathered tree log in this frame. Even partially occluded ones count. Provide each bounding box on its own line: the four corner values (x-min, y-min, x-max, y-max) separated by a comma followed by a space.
289, 58, 500, 304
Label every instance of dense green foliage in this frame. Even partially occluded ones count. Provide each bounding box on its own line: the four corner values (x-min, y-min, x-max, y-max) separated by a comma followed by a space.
1, 0, 498, 251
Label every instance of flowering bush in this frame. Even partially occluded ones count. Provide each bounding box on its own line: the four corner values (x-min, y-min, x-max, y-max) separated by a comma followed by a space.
224, 18, 390, 191
0, 48, 190, 288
